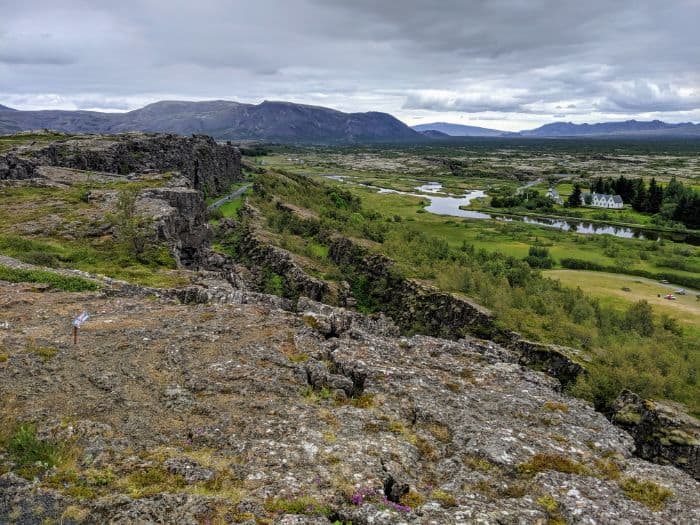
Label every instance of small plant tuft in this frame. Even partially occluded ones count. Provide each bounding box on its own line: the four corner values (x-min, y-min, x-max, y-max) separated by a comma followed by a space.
620, 477, 673, 511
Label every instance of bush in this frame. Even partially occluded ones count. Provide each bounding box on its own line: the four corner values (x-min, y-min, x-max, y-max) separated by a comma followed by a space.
524, 246, 554, 269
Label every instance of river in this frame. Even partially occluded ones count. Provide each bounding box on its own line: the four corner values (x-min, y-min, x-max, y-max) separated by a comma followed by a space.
322, 175, 699, 244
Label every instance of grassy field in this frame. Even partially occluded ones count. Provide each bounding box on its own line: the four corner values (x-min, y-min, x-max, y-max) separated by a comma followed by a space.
0, 174, 190, 288
545, 270, 699, 330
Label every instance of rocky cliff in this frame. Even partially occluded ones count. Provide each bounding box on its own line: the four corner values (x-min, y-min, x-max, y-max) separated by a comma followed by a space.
612, 390, 699, 480
27, 133, 242, 195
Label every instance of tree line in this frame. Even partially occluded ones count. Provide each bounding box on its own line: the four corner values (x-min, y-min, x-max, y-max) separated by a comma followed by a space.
567, 176, 699, 229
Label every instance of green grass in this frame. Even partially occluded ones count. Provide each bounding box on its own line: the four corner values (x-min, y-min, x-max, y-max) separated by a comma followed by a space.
1, 424, 65, 478
0, 264, 99, 291
217, 194, 247, 218
0, 132, 70, 153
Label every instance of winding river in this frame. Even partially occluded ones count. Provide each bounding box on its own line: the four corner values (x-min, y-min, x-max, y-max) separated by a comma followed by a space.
323, 175, 699, 245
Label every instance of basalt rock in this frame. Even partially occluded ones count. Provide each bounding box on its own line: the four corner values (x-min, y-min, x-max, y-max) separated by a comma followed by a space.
612, 389, 700, 480
29, 133, 242, 194
0, 153, 39, 180
0, 282, 698, 523
506, 338, 586, 389
328, 237, 496, 339
234, 226, 329, 302
139, 186, 211, 268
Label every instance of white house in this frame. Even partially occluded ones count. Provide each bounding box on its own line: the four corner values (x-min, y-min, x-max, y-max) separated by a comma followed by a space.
546, 187, 563, 205
581, 192, 624, 209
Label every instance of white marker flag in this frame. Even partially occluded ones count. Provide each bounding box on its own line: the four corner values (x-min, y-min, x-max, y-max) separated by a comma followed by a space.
73, 312, 89, 327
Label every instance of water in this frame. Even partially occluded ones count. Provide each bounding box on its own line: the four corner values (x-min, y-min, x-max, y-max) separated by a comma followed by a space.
321, 174, 698, 244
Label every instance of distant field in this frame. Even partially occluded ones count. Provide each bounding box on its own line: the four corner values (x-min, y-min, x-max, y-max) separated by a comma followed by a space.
544, 270, 699, 329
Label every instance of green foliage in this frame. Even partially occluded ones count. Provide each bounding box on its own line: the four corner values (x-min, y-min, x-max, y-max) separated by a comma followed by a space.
107, 188, 153, 258
3, 424, 63, 477
566, 183, 583, 208
0, 234, 181, 289
0, 264, 99, 292
524, 245, 554, 269
623, 300, 654, 337
262, 270, 285, 297
243, 169, 700, 416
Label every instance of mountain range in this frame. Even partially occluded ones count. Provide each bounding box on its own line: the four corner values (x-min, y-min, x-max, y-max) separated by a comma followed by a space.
513, 120, 700, 137
0, 100, 421, 143
1, 100, 699, 142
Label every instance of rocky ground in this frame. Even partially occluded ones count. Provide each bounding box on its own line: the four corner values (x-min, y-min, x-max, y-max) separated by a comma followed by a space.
0, 278, 698, 524
0, 132, 698, 524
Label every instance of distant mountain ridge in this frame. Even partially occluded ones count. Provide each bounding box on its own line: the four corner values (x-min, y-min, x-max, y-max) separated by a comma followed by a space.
2, 100, 699, 141
514, 120, 700, 137
412, 122, 505, 136
0, 100, 422, 144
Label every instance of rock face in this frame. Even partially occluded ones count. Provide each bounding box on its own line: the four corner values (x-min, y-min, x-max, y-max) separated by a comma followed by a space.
222, 218, 330, 302
0, 153, 38, 180
612, 390, 700, 480
28, 133, 242, 195
328, 237, 496, 339
0, 282, 698, 524
139, 186, 212, 267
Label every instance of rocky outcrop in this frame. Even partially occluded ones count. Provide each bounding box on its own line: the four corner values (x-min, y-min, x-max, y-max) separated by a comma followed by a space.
221, 219, 329, 302
612, 390, 700, 480
328, 237, 496, 339
0, 153, 39, 180
139, 185, 212, 267
506, 338, 586, 389
29, 133, 242, 194
0, 281, 698, 523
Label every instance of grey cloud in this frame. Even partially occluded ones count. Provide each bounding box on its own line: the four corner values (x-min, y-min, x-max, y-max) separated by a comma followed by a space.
0, 0, 698, 126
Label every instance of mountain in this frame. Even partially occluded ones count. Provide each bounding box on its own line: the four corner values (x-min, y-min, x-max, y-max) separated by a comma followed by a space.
516, 120, 700, 137
0, 100, 423, 143
412, 122, 505, 137
418, 129, 451, 138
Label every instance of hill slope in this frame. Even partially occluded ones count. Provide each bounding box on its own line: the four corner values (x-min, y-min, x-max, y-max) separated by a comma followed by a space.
517, 120, 700, 137
0, 100, 422, 143
412, 121, 505, 136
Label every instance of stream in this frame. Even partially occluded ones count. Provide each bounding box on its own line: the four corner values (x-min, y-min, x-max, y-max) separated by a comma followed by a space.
322, 175, 699, 245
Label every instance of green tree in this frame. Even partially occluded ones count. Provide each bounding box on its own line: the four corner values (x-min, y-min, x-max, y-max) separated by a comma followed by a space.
109, 188, 153, 257
623, 300, 654, 337
646, 178, 663, 213
567, 184, 582, 207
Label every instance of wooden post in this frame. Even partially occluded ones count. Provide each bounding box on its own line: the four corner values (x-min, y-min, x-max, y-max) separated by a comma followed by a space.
73, 325, 78, 345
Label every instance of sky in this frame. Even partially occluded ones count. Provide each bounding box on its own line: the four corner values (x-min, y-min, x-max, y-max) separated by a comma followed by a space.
1, 0, 699, 131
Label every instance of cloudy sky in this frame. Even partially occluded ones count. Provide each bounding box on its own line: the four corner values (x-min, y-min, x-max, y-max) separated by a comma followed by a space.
1, 0, 699, 131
